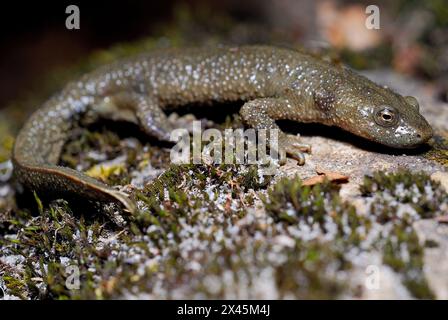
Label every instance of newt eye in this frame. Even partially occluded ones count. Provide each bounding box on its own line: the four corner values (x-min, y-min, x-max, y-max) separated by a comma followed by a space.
374, 106, 399, 127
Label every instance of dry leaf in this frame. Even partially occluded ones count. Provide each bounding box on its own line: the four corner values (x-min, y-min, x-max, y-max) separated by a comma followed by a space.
302, 167, 349, 186
436, 215, 448, 224
302, 175, 327, 186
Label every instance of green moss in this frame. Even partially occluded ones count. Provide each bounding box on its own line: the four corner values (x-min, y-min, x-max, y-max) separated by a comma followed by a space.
360, 169, 447, 299
263, 177, 337, 224
261, 177, 365, 296
263, 176, 369, 247
2, 274, 28, 299
0, 116, 14, 163
382, 228, 434, 299
273, 241, 349, 299
424, 239, 439, 248
425, 130, 448, 167
0, 161, 348, 299
262, 170, 446, 299
142, 164, 191, 200
238, 165, 271, 190
360, 169, 446, 219
2, 167, 445, 299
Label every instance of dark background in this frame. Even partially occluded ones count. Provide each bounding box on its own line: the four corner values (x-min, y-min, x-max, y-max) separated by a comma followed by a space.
1, 0, 447, 109
0, 1, 177, 107
1, 0, 289, 108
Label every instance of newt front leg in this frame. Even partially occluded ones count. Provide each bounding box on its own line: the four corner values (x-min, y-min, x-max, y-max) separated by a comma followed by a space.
239, 98, 311, 165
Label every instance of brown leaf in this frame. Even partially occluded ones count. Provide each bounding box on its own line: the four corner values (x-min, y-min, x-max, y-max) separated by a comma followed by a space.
302, 175, 327, 186
436, 215, 448, 224
302, 167, 349, 186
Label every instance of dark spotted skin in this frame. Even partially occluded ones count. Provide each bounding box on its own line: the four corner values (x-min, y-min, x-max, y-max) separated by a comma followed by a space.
13, 45, 433, 213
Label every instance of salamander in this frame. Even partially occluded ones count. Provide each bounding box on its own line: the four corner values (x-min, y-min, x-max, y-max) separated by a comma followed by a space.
12, 45, 433, 214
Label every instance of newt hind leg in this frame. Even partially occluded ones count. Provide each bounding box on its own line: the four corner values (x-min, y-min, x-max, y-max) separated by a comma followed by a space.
97, 92, 174, 142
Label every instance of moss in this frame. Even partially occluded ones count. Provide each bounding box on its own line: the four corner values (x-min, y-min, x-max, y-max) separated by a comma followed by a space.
360, 169, 446, 219
382, 228, 434, 299
262, 170, 446, 299
263, 177, 337, 224
425, 130, 448, 167
273, 241, 349, 299
0, 118, 14, 163
2, 274, 28, 299
1, 160, 350, 299
263, 176, 369, 247
142, 164, 191, 200
61, 127, 132, 186
2, 167, 445, 299
261, 177, 365, 296
238, 165, 272, 190
59, 123, 172, 190
360, 169, 447, 299
424, 239, 439, 248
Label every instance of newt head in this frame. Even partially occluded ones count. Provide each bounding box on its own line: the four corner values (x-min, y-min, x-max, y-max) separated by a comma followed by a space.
320, 71, 434, 149
368, 94, 433, 148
